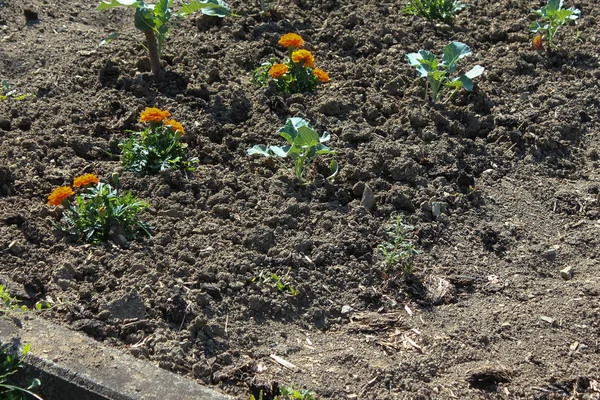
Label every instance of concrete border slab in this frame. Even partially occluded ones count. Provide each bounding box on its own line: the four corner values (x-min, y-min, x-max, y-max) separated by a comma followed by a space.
0, 314, 232, 400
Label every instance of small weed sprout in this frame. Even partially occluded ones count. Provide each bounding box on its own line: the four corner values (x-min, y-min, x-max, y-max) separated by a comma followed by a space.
0, 285, 27, 311
406, 41, 484, 103
403, 0, 466, 23
530, 0, 580, 48
98, 0, 233, 75
120, 107, 197, 175
253, 270, 299, 296
253, 33, 329, 94
0, 285, 51, 312
0, 80, 33, 102
47, 173, 151, 244
378, 216, 418, 274
0, 344, 43, 400
250, 385, 316, 400
248, 118, 338, 186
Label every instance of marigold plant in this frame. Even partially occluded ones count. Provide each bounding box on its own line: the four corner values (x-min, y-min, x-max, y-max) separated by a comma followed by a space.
47, 174, 151, 244
120, 108, 197, 175
253, 33, 329, 94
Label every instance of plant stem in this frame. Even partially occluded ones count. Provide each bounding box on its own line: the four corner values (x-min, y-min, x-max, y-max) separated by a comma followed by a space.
144, 30, 160, 75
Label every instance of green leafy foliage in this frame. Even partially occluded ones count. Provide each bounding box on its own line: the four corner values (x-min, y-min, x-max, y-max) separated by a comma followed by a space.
120, 118, 197, 176
248, 118, 338, 185
0, 285, 27, 311
378, 216, 419, 274
0, 344, 44, 400
56, 175, 152, 243
406, 41, 484, 103
403, 0, 465, 22
530, 0, 580, 48
250, 385, 316, 400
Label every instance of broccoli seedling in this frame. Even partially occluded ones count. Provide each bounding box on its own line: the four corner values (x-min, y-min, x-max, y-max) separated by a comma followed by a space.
530, 0, 580, 48
406, 41, 484, 104
248, 118, 338, 186
98, 0, 233, 75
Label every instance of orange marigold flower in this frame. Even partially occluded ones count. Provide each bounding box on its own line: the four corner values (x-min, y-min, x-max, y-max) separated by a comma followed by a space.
268, 63, 289, 79
531, 34, 544, 51
139, 107, 171, 123
165, 119, 185, 134
278, 33, 304, 49
291, 49, 315, 68
313, 68, 329, 83
47, 186, 75, 206
73, 173, 99, 188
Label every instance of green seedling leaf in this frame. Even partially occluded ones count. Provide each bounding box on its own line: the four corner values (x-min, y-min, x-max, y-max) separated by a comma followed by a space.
295, 126, 321, 149
247, 144, 272, 157
269, 145, 289, 158
442, 41, 471, 70
547, 0, 562, 12
464, 65, 485, 79
328, 159, 339, 180
529, 21, 547, 32
134, 6, 156, 31
178, 0, 232, 17
98, 0, 140, 10
99, 32, 121, 46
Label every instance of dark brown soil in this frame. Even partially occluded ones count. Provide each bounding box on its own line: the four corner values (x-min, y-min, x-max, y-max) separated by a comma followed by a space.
1, 0, 600, 398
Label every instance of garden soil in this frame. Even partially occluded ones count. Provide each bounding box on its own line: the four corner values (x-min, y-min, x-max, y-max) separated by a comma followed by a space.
1, 0, 600, 398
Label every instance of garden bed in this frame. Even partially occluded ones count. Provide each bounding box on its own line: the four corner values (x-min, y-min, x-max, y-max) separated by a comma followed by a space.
1, 0, 600, 398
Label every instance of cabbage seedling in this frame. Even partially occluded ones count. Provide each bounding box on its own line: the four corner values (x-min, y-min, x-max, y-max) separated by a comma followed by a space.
248, 118, 338, 186
406, 41, 484, 103
98, 0, 233, 75
530, 0, 580, 48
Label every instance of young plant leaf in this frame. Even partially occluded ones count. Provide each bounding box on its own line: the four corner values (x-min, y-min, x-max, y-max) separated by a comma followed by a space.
98, 0, 140, 11
247, 144, 272, 157
548, 0, 562, 12
270, 145, 290, 158
99, 32, 121, 46
328, 160, 339, 180
464, 65, 485, 79
442, 41, 471, 70
178, 0, 232, 17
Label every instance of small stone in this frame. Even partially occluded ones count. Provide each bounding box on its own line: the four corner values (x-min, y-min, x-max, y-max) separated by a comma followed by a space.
431, 201, 447, 219
341, 305, 353, 314
7, 240, 23, 255
360, 184, 375, 211
352, 181, 365, 197
112, 233, 129, 249
560, 266, 573, 280
158, 208, 183, 218
544, 248, 557, 261
540, 316, 557, 327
